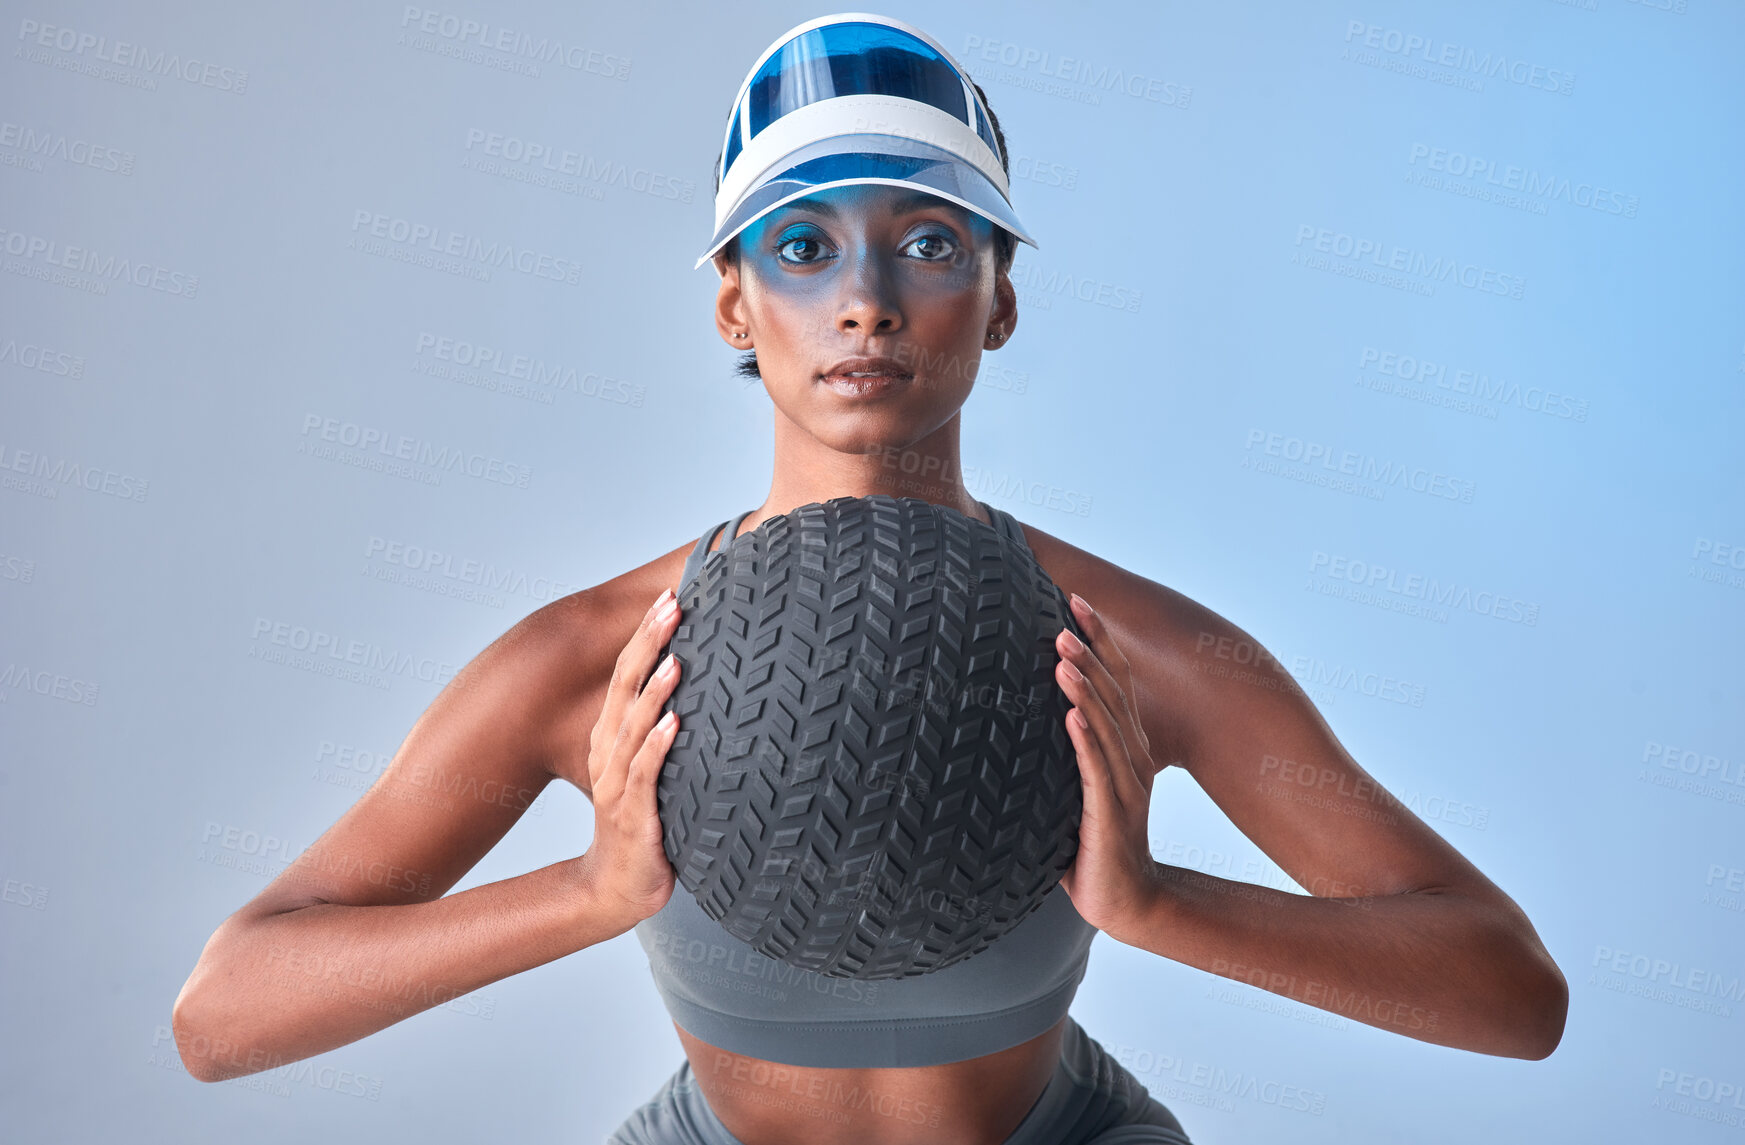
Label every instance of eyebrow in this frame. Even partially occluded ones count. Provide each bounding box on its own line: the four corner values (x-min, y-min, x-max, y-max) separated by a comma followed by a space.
782, 189, 967, 220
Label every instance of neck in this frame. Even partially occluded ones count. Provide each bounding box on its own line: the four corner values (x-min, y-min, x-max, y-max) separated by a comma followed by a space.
749, 407, 989, 529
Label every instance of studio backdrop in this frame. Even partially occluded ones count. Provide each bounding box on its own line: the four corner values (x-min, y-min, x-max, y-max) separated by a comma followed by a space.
2, 1, 1740, 1142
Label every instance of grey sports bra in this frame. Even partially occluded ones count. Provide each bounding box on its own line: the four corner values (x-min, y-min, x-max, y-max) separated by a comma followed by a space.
632, 500, 1098, 1068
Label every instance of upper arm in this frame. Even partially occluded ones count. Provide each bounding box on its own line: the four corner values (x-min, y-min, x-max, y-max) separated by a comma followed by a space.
1140, 588, 1496, 902
234, 591, 611, 920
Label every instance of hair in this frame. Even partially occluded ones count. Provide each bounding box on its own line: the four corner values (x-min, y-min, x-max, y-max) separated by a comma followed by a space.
713, 77, 1017, 382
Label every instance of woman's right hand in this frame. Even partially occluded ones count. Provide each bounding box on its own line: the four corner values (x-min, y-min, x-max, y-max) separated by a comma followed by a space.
579, 586, 683, 932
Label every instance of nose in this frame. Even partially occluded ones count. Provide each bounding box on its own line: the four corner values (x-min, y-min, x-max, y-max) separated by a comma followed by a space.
833, 243, 903, 338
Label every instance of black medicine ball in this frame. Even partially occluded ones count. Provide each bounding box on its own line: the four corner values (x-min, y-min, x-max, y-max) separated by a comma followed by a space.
654, 494, 1087, 980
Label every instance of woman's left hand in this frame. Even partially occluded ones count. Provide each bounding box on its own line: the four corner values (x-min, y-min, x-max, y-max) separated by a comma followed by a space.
1052, 593, 1163, 943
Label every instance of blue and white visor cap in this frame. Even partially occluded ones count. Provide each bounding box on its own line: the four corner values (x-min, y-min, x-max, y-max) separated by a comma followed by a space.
696, 12, 1037, 272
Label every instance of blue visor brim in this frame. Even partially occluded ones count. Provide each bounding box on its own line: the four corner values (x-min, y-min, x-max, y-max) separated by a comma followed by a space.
696, 135, 1036, 270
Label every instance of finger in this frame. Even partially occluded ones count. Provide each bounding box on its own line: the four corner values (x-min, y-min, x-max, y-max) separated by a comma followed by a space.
1062, 612, 1133, 727
1069, 593, 1136, 679
629, 708, 680, 816
1056, 630, 1144, 809
610, 608, 683, 790
1063, 705, 1117, 811
1064, 600, 1152, 801
626, 650, 682, 762
1056, 654, 1132, 812
593, 590, 677, 790
604, 591, 679, 739
1069, 598, 1148, 749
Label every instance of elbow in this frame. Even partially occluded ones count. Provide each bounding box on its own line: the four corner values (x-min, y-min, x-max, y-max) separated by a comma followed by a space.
171, 985, 229, 1083
173, 944, 261, 1084
1499, 946, 1569, 1061
1519, 965, 1569, 1061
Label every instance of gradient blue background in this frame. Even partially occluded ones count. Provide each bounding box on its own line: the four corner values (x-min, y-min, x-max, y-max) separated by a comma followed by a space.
3, 1, 1741, 1141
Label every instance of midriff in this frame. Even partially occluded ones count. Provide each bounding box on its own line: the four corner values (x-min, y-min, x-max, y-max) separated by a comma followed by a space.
674, 1015, 1066, 1145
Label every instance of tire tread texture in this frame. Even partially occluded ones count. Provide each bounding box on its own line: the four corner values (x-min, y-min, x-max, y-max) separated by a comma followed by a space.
655, 495, 1086, 980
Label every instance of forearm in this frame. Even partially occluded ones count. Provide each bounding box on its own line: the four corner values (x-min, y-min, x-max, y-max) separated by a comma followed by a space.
173, 854, 632, 1081
1119, 863, 1567, 1059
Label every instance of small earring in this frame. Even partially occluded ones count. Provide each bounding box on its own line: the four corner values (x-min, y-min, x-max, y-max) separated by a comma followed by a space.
734, 332, 747, 339
987, 331, 1003, 343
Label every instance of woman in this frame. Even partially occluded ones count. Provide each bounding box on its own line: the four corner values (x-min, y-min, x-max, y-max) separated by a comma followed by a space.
172, 14, 1568, 1145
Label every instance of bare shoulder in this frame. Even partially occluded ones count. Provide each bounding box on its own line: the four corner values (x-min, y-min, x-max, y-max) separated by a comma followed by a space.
1012, 514, 1289, 773
497, 532, 704, 799
1013, 515, 1212, 642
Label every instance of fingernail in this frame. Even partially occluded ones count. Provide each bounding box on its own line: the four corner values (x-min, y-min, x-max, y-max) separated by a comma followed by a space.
659, 653, 677, 677
1061, 628, 1084, 654
1070, 593, 1091, 616
658, 710, 676, 730
1060, 658, 1083, 682
656, 597, 678, 620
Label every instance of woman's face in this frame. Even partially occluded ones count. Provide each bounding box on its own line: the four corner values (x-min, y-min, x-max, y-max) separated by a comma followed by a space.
713, 183, 1016, 454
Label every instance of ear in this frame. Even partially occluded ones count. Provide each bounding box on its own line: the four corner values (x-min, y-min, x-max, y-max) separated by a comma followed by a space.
713, 252, 750, 348
988, 264, 1017, 345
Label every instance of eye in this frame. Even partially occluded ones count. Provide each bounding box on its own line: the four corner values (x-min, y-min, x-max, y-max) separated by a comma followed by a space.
903, 231, 958, 261
775, 229, 831, 264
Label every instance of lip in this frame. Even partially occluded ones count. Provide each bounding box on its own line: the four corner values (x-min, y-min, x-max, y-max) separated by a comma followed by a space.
820, 356, 914, 398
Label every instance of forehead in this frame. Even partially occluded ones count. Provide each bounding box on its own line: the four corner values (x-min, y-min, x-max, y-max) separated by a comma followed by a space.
765, 183, 987, 226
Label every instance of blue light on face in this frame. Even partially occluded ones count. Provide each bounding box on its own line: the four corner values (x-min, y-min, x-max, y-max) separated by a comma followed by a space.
741, 184, 995, 267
